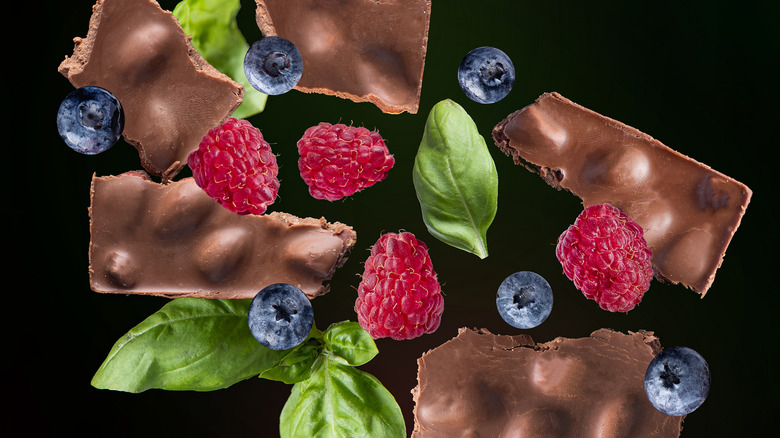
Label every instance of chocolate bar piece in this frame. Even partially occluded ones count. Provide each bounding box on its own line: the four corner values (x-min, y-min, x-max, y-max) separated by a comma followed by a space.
59, 0, 243, 181
493, 92, 751, 295
89, 172, 356, 299
412, 328, 683, 437
254, 0, 431, 114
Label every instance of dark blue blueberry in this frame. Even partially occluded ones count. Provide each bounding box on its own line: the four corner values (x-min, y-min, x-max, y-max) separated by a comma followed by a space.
244, 36, 303, 95
644, 346, 711, 416
56, 86, 124, 155
248, 283, 313, 351
496, 271, 553, 329
457, 47, 515, 104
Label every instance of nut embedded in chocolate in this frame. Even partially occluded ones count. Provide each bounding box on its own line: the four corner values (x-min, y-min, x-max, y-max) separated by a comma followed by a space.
492, 92, 752, 295
58, 0, 243, 180
254, 0, 431, 114
89, 172, 356, 299
411, 328, 683, 437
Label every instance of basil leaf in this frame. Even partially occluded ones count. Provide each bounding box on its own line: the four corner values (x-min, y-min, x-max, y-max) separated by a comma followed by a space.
412, 99, 498, 259
280, 358, 406, 438
173, 0, 267, 118
259, 336, 322, 384
91, 298, 290, 393
323, 321, 378, 366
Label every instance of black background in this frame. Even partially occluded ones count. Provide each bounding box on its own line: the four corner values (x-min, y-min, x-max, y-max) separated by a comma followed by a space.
13, 0, 778, 436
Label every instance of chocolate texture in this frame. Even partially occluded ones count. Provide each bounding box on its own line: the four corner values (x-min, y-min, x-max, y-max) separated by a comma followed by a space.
254, 0, 431, 114
59, 0, 243, 181
493, 92, 751, 295
412, 328, 683, 437
89, 172, 356, 299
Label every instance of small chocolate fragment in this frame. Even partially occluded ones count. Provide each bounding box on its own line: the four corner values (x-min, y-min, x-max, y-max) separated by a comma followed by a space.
493, 92, 751, 295
254, 0, 431, 114
89, 172, 356, 299
59, 0, 243, 180
412, 328, 683, 437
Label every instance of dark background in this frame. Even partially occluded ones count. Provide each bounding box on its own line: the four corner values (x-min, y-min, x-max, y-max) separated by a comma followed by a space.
13, 0, 778, 436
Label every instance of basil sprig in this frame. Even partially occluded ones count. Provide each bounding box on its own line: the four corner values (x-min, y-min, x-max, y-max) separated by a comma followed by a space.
173, 0, 267, 118
92, 299, 404, 437
412, 99, 498, 259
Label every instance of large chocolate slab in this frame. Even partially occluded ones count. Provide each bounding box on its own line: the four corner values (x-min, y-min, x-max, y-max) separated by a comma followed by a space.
59, 0, 243, 181
493, 92, 751, 295
255, 0, 431, 114
89, 172, 356, 299
412, 328, 683, 437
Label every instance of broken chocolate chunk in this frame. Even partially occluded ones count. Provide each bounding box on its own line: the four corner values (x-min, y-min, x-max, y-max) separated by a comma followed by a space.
412, 328, 683, 437
89, 172, 356, 299
254, 0, 431, 114
59, 0, 243, 180
493, 92, 752, 295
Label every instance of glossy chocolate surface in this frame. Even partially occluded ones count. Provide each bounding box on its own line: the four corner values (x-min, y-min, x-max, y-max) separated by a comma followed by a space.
89, 172, 356, 299
59, 0, 243, 180
412, 328, 683, 437
255, 0, 431, 114
493, 92, 752, 295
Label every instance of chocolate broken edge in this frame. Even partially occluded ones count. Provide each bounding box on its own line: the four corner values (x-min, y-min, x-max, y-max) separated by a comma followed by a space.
58, 0, 244, 181
492, 91, 753, 295
410, 327, 665, 437
254, 0, 430, 114
87, 171, 357, 300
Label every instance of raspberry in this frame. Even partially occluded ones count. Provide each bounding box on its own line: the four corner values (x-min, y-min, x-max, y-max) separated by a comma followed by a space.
355, 232, 444, 340
297, 122, 395, 201
187, 117, 279, 215
555, 203, 653, 312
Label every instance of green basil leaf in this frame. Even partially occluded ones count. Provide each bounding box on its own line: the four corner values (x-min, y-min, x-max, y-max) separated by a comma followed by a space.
412, 99, 498, 259
91, 298, 291, 393
322, 321, 378, 366
259, 336, 322, 384
173, 0, 267, 118
280, 358, 406, 438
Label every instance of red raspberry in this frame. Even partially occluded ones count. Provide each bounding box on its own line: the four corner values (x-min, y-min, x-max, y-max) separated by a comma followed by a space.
555, 203, 653, 312
187, 117, 279, 215
297, 122, 395, 201
355, 232, 444, 340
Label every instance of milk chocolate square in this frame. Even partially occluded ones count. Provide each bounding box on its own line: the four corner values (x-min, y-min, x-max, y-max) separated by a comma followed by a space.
412, 328, 683, 437
89, 172, 356, 299
493, 92, 752, 295
255, 0, 431, 114
59, 0, 243, 180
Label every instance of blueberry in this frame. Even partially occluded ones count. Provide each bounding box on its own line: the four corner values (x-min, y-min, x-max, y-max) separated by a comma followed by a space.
244, 36, 303, 95
56, 86, 124, 155
644, 346, 711, 416
457, 47, 515, 104
496, 271, 553, 329
248, 283, 313, 350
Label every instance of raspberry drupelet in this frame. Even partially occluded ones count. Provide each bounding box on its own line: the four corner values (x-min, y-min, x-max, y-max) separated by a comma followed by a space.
556, 203, 654, 312
297, 122, 395, 201
187, 117, 279, 215
355, 232, 444, 340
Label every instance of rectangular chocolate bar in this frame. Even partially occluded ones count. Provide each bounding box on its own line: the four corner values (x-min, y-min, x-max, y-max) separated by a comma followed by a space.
59, 0, 243, 180
255, 0, 431, 114
493, 92, 752, 295
89, 172, 356, 299
412, 328, 683, 437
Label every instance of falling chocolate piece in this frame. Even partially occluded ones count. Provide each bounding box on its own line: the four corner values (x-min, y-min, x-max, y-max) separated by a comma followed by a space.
412, 328, 684, 437
493, 92, 751, 295
254, 0, 431, 114
89, 172, 356, 299
59, 0, 243, 181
